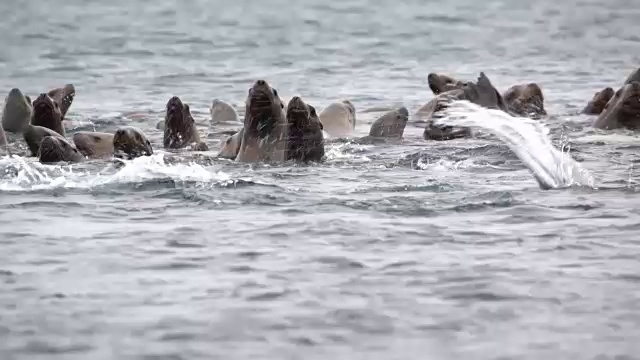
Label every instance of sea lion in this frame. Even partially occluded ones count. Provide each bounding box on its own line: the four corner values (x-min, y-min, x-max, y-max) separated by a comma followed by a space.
592, 81, 640, 130
23, 124, 66, 156
0, 124, 6, 148
318, 99, 356, 138
428, 73, 467, 95
72, 132, 115, 159
582, 87, 614, 115
164, 96, 208, 151
419, 72, 508, 141
38, 136, 84, 164
368, 107, 409, 139
2, 88, 32, 134
47, 84, 75, 119
218, 128, 244, 159
31, 93, 65, 136
210, 99, 239, 122
235, 79, 288, 163
502, 83, 547, 118
624, 68, 640, 85
113, 126, 153, 159
286, 96, 325, 162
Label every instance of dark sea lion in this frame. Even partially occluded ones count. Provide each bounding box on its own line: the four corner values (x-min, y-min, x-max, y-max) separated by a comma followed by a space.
210, 99, 239, 122
318, 99, 356, 138
624, 68, 640, 85
31, 93, 65, 136
428, 73, 466, 95
235, 79, 288, 163
0, 124, 6, 148
368, 107, 409, 139
582, 87, 614, 115
38, 136, 84, 164
164, 96, 208, 151
502, 83, 547, 118
113, 126, 153, 159
286, 96, 325, 162
23, 124, 66, 156
2, 88, 33, 134
592, 82, 640, 130
420, 72, 507, 141
218, 128, 244, 159
72, 132, 115, 159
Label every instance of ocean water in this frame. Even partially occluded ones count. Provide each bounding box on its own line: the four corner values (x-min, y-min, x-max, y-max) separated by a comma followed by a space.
1, 0, 640, 359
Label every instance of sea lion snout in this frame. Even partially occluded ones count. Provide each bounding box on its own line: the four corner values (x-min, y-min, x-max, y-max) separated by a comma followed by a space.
256, 79, 266, 86
8, 88, 23, 97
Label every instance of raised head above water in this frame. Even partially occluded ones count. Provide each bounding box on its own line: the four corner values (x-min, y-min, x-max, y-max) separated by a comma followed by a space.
113, 126, 154, 159
210, 99, 239, 123
72, 132, 115, 159
428, 73, 467, 95
31, 92, 64, 136
368, 107, 409, 139
593, 81, 640, 130
624, 67, 640, 85
286, 95, 325, 162
235, 79, 288, 162
47, 84, 75, 119
37, 136, 84, 164
318, 99, 356, 138
2, 88, 33, 134
583, 87, 614, 115
502, 83, 547, 118
164, 96, 208, 151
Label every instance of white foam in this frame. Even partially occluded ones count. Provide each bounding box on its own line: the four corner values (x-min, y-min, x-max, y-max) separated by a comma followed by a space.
0, 153, 233, 192
438, 100, 596, 190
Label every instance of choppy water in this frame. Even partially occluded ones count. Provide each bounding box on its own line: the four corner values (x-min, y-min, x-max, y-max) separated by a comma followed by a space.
1, 0, 640, 359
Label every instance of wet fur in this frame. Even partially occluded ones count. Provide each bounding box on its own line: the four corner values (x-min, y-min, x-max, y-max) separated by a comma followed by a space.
593, 82, 640, 130
31, 93, 64, 136
2, 88, 33, 134
164, 96, 207, 151
38, 136, 84, 164
113, 126, 153, 159
236, 80, 288, 163
23, 125, 66, 156
72, 132, 115, 159
502, 83, 546, 118
286, 96, 325, 162
583, 87, 614, 115
368, 107, 409, 139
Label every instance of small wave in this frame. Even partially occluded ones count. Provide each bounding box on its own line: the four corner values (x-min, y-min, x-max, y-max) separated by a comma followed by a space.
0, 153, 235, 192
438, 101, 596, 190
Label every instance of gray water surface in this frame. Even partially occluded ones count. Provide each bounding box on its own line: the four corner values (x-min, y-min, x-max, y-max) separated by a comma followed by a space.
1, 1, 640, 359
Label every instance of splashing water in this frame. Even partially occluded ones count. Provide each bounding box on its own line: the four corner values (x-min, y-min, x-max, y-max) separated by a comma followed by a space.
0, 153, 234, 192
438, 100, 596, 190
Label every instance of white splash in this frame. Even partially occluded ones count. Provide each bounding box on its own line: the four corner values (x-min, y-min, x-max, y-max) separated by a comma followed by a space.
438, 100, 595, 190
0, 153, 233, 192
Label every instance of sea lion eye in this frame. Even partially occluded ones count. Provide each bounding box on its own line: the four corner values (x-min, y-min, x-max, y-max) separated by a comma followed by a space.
273, 89, 278, 97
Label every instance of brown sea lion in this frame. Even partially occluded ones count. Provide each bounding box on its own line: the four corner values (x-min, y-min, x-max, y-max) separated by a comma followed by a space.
31, 93, 64, 136
419, 72, 508, 141
318, 99, 356, 138
368, 107, 409, 139
428, 73, 467, 95
38, 136, 84, 164
624, 68, 640, 85
210, 99, 239, 123
113, 126, 153, 159
23, 124, 66, 156
592, 81, 640, 130
286, 96, 325, 162
218, 128, 244, 159
2, 88, 33, 134
72, 132, 115, 159
235, 79, 288, 163
502, 83, 546, 118
164, 96, 208, 151
582, 87, 615, 115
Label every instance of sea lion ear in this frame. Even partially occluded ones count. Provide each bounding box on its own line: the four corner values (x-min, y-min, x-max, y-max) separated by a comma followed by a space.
272, 88, 278, 97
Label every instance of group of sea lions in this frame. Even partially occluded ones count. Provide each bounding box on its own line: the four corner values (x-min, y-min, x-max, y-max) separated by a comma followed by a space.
1, 67, 639, 166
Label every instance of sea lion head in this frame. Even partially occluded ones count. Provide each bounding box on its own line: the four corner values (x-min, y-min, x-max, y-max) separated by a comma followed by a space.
164, 95, 200, 148
285, 96, 325, 162
503, 83, 546, 118
598, 82, 640, 130
625, 68, 640, 85
368, 107, 409, 139
287, 96, 312, 125
113, 126, 153, 159
583, 87, 614, 115
32, 92, 63, 134
38, 136, 83, 164
210, 99, 238, 122
244, 79, 285, 138
428, 73, 466, 95
2, 88, 33, 133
